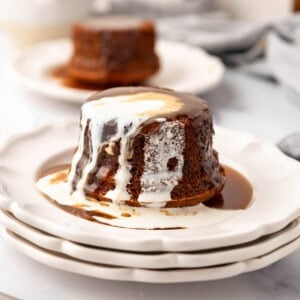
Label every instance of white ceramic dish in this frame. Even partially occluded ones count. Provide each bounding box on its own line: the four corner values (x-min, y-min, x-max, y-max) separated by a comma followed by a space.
0, 122, 300, 252
2, 226, 300, 283
10, 39, 224, 103
1, 209, 300, 269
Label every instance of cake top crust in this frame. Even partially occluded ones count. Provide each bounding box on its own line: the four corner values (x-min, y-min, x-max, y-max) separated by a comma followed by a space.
83, 92, 182, 123
87, 86, 209, 121
75, 16, 154, 32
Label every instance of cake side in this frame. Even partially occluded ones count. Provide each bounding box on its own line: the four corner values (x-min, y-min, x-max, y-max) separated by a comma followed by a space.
69, 88, 185, 204
123, 116, 225, 208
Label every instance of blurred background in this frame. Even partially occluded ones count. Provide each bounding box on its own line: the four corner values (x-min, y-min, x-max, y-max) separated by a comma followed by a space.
0, 0, 297, 48
0, 0, 299, 141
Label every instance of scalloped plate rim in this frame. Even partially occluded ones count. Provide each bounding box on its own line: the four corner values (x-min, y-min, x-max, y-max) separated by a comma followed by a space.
0, 208, 300, 269
0, 121, 300, 252
1, 226, 300, 283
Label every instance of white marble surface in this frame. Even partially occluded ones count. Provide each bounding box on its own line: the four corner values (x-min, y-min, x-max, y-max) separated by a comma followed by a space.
0, 35, 300, 299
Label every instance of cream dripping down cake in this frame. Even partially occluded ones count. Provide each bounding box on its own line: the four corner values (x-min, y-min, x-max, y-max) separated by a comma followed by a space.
67, 87, 225, 208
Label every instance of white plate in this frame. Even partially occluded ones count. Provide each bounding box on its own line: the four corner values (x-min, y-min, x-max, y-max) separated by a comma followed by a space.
2, 227, 300, 283
11, 39, 224, 103
0, 122, 300, 252
1, 209, 300, 269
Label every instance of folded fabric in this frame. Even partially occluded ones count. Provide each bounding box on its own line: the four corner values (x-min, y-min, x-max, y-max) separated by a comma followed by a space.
159, 13, 300, 95
278, 132, 300, 161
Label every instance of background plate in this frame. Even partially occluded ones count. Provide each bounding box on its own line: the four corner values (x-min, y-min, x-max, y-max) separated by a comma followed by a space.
10, 39, 224, 103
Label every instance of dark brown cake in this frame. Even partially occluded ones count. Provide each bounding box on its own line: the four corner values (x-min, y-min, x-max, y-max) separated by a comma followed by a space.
68, 86, 225, 208
68, 17, 159, 85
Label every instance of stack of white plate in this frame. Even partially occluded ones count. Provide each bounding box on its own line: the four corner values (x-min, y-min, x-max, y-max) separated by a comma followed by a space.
0, 121, 300, 283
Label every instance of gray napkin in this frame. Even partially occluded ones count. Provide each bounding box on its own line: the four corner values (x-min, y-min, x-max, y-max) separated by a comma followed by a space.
278, 132, 300, 161
159, 13, 300, 96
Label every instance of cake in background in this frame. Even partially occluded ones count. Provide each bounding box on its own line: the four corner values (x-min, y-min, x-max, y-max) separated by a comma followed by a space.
68, 17, 159, 85
295, 0, 300, 11
69, 86, 225, 208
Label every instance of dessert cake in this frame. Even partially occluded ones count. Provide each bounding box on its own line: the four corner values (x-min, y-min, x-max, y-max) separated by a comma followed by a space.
68, 86, 225, 208
68, 17, 159, 85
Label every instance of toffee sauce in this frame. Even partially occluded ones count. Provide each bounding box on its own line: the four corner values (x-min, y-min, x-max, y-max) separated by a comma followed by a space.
204, 166, 253, 210
49, 65, 141, 91
37, 165, 253, 229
